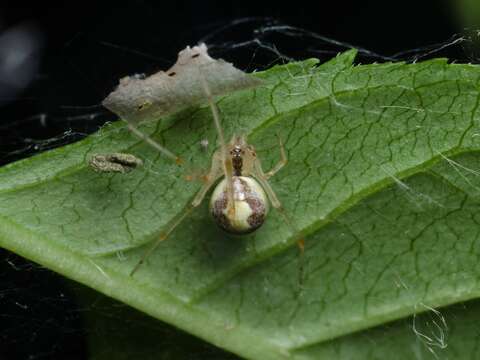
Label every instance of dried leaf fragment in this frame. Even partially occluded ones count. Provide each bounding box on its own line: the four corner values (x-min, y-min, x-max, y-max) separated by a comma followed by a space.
102, 43, 263, 123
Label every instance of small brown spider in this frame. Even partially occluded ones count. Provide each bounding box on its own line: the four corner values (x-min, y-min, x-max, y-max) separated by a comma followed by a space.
89, 153, 143, 173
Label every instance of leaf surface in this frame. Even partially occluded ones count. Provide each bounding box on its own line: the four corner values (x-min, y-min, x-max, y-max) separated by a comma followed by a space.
1, 50, 480, 359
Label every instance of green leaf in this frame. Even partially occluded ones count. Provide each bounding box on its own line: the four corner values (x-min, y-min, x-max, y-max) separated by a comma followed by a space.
2, 50, 480, 359
79, 283, 480, 359
298, 298, 480, 359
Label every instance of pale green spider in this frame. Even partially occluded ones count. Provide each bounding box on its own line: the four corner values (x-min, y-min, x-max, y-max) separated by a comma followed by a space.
130, 93, 303, 276
100, 44, 303, 276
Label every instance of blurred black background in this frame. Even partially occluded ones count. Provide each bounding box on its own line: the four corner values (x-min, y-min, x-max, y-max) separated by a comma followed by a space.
0, 0, 473, 166
0, 0, 477, 359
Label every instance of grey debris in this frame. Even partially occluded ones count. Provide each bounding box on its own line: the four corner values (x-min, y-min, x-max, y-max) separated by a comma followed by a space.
89, 153, 143, 173
200, 138, 209, 151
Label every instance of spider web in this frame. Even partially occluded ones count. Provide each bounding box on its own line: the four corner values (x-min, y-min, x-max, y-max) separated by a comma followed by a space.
1, 10, 479, 360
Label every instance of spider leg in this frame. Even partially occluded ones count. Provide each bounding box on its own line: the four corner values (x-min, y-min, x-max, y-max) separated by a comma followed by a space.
130, 151, 224, 276
265, 134, 288, 179
126, 122, 183, 164
129, 202, 193, 276
199, 74, 236, 219
253, 157, 305, 286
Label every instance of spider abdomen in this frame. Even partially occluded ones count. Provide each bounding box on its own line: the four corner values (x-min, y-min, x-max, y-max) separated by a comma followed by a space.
209, 176, 269, 234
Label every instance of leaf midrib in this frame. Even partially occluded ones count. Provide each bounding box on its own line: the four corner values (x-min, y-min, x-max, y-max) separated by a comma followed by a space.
0, 213, 293, 360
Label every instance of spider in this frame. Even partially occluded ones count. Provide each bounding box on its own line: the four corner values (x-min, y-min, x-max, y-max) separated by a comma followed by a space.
102, 44, 263, 225
130, 91, 304, 277
100, 44, 303, 276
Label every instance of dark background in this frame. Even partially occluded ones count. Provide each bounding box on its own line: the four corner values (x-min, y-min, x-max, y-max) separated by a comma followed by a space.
0, 0, 476, 359
0, 0, 471, 166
